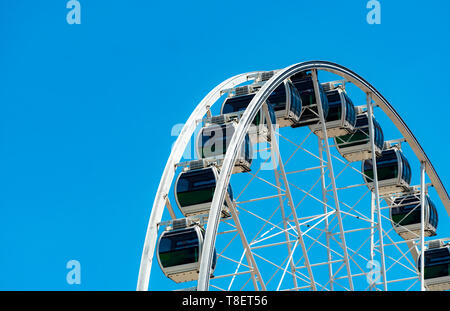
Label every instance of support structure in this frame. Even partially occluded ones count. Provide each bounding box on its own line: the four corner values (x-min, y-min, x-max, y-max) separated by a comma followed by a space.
420, 161, 426, 291
263, 103, 317, 291
369, 192, 376, 290
311, 69, 354, 290
367, 92, 388, 291
225, 195, 266, 291
138, 61, 450, 291
318, 138, 334, 290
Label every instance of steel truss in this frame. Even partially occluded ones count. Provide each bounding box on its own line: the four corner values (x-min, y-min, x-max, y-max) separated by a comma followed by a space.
137, 61, 450, 291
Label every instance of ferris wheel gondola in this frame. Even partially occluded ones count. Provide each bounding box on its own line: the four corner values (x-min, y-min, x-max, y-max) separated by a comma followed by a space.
334, 112, 384, 162
263, 79, 303, 128
418, 240, 450, 291
362, 148, 412, 195
290, 70, 329, 127
389, 191, 439, 240
157, 219, 217, 283
221, 84, 277, 144
196, 115, 252, 173
309, 83, 357, 138
174, 161, 233, 218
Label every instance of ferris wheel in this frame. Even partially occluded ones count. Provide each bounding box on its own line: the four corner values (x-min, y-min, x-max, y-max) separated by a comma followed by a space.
137, 61, 450, 291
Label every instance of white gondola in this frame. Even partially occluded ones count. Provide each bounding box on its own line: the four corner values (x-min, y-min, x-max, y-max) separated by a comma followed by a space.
157, 218, 217, 283
251, 71, 304, 128
221, 84, 277, 143
240, 71, 303, 128
309, 84, 357, 138
290, 70, 329, 127
418, 240, 450, 291
196, 115, 252, 173
389, 190, 438, 240
334, 112, 384, 162
362, 147, 412, 195
266, 80, 303, 128
174, 160, 232, 218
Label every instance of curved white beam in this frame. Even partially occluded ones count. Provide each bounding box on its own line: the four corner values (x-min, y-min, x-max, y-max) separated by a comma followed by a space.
197, 60, 450, 290
136, 71, 262, 291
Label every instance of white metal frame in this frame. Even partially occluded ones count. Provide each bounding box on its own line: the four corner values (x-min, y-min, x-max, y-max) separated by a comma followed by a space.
138, 61, 450, 291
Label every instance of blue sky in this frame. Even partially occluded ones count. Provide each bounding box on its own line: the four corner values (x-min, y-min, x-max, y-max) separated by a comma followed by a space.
1, 1, 449, 290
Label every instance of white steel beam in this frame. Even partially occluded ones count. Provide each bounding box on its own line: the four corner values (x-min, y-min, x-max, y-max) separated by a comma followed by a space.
263, 103, 317, 291
225, 195, 266, 290
420, 161, 426, 291
367, 92, 388, 291
311, 69, 354, 290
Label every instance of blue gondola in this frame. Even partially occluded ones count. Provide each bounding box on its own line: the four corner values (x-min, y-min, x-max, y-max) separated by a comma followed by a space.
309, 85, 357, 138
362, 148, 411, 195
335, 112, 384, 162
157, 219, 217, 283
175, 161, 233, 218
418, 240, 450, 291
196, 115, 252, 173
221, 85, 277, 143
390, 191, 438, 240
290, 70, 329, 127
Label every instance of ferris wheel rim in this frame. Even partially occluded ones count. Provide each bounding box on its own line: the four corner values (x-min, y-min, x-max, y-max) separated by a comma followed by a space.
138, 60, 450, 291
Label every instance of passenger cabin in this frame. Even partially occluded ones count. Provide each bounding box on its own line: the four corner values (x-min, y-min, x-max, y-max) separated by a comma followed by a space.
309, 84, 357, 138
252, 71, 303, 128
157, 219, 217, 283
221, 84, 277, 143
248, 71, 303, 128
290, 70, 329, 127
362, 148, 411, 195
389, 191, 438, 240
175, 160, 232, 218
196, 115, 252, 173
335, 112, 384, 162
418, 240, 450, 291
267, 81, 303, 128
